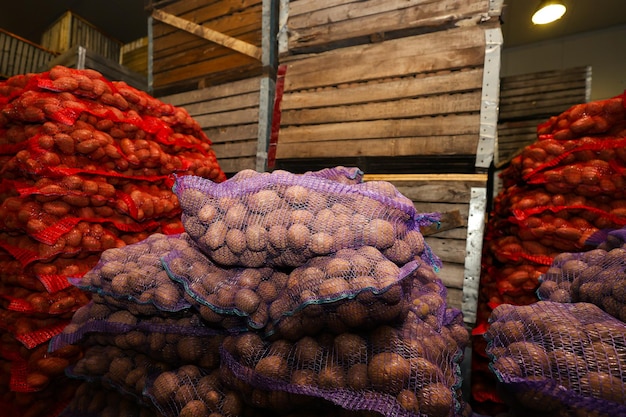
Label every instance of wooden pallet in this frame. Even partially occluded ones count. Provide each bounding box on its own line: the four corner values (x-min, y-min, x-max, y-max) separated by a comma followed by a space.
363, 173, 489, 320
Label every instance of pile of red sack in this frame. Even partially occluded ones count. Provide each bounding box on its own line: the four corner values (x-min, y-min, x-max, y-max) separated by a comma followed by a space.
0, 65, 225, 417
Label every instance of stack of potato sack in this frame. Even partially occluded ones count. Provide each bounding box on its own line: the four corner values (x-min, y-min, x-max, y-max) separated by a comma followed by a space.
471, 91, 626, 414
50, 167, 473, 417
485, 225, 626, 415
0, 66, 226, 417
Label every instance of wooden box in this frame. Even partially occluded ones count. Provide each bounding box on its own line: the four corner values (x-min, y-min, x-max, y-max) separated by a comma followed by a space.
43, 45, 148, 92
159, 76, 275, 175
364, 173, 488, 323
274, 0, 503, 173
120, 37, 149, 77
0, 29, 57, 78
40, 11, 122, 63
149, 0, 267, 95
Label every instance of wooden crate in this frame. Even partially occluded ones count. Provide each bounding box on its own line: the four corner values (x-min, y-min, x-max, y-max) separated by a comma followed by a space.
149, 0, 267, 95
363, 173, 489, 323
44, 45, 148, 92
159, 76, 274, 175
40, 11, 122, 63
274, 24, 502, 172
496, 66, 591, 165
0, 29, 57, 78
121, 37, 149, 77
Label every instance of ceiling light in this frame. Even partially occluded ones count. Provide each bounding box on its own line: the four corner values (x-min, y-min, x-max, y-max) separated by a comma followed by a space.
532, 1, 567, 25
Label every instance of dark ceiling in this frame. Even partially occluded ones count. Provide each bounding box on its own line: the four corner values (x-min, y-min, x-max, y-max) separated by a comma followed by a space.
1, 0, 626, 49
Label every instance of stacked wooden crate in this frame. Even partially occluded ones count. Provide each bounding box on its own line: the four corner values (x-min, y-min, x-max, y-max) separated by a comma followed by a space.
274, 0, 503, 320
496, 66, 591, 166
151, 0, 277, 174
0, 29, 57, 78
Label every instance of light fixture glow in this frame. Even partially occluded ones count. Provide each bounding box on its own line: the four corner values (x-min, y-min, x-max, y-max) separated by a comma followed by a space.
532, 1, 567, 25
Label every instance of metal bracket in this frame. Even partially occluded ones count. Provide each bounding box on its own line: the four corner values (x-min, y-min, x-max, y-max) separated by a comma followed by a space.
462, 187, 487, 325
475, 27, 503, 169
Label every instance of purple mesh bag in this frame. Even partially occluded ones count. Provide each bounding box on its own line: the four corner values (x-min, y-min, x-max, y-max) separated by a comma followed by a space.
220, 309, 464, 417
536, 242, 626, 322
485, 301, 626, 416
66, 344, 171, 404
70, 233, 193, 313
162, 242, 287, 332
49, 300, 225, 368
173, 171, 441, 270
59, 381, 158, 417
144, 364, 250, 417
230, 166, 364, 185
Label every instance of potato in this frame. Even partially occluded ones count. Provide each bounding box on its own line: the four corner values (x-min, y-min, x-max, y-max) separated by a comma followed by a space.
333, 333, 367, 361
336, 300, 369, 328
397, 389, 420, 414
204, 221, 228, 250
284, 185, 309, 207
234, 288, 261, 315
255, 356, 289, 380
579, 371, 623, 402
318, 363, 346, 389
362, 219, 395, 249
287, 223, 310, 250
310, 232, 335, 255
248, 189, 281, 214
180, 400, 208, 417
151, 371, 179, 405
507, 341, 550, 376
346, 363, 370, 390
225, 229, 246, 254
368, 352, 411, 394
417, 383, 453, 417
291, 369, 318, 386
294, 336, 322, 364
245, 224, 268, 252
318, 277, 351, 298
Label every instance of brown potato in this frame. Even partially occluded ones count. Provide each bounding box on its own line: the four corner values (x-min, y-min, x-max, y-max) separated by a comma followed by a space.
363, 219, 395, 249
287, 223, 310, 250
318, 362, 346, 389
417, 383, 453, 417
255, 356, 289, 380
234, 288, 261, 315
294, 336, 322, 364
248, 190, 281, 214
318, 277, 351, 298
368, 352, 410, 394
151, 371, 179, 405
397, 389, 420, 414
180, 400, 208, 417
245, 224, 268, 252
333, 333, 367, 361
225, 229, 246, 254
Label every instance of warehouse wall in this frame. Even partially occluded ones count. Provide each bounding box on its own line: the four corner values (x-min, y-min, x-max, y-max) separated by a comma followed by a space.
500, 24, 626, 101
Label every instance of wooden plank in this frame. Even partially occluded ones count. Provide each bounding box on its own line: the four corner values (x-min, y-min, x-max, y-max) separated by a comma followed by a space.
154, 0, 262, 39
279, 114, 479, 143
275, 134, 480, 159
420, 210, 464, 236
182, 92, 260, 117
391, 180, 487, 204
159, 76, 261, 106
500, 86, 586, 106
219, 156, 256, 174
152, 9, 262, 60
193, 108, 259, 129
282, 26, 486, 91
281, 91, 481, 125
205, 124, 259, 143
212, 139, 258, 158
425, 236, 466, 264
285, 0, 490, 52
281, 68, 483, 110
364, 173, 488, 183
426, 227, 468, 240
153, 4, 262, 59
445, 286, 463, 311
436, 262, 465, 290
413, 202, 469, 223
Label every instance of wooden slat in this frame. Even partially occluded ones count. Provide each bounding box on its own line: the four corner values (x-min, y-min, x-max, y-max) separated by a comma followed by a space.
276, 134, 479, 159
182, 92, 260, 117
281, 91, 481, 125
212, 139, 258, 158
425, 236, 466, 264
446, 287, 463, 312
420, 210, 464, 236
219, 156, 256, 174
279, 114, 479, 143
281, 68, 483, 110
159, 76, 261, 106
282, 26, 486, 91
205, 124, 259, 144
285, 0, 490, 53
436, 262, 465, 290
193, 108, 259, 129
152, 10, 262, 60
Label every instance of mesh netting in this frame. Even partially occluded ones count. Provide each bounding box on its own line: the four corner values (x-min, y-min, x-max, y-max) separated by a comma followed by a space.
485, 301, 626, 415
173, 172, 440, 270
537, 229, 626, 321
59, 381, 157, 417
220, 309, 463, 417
70, 233, 193, 313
